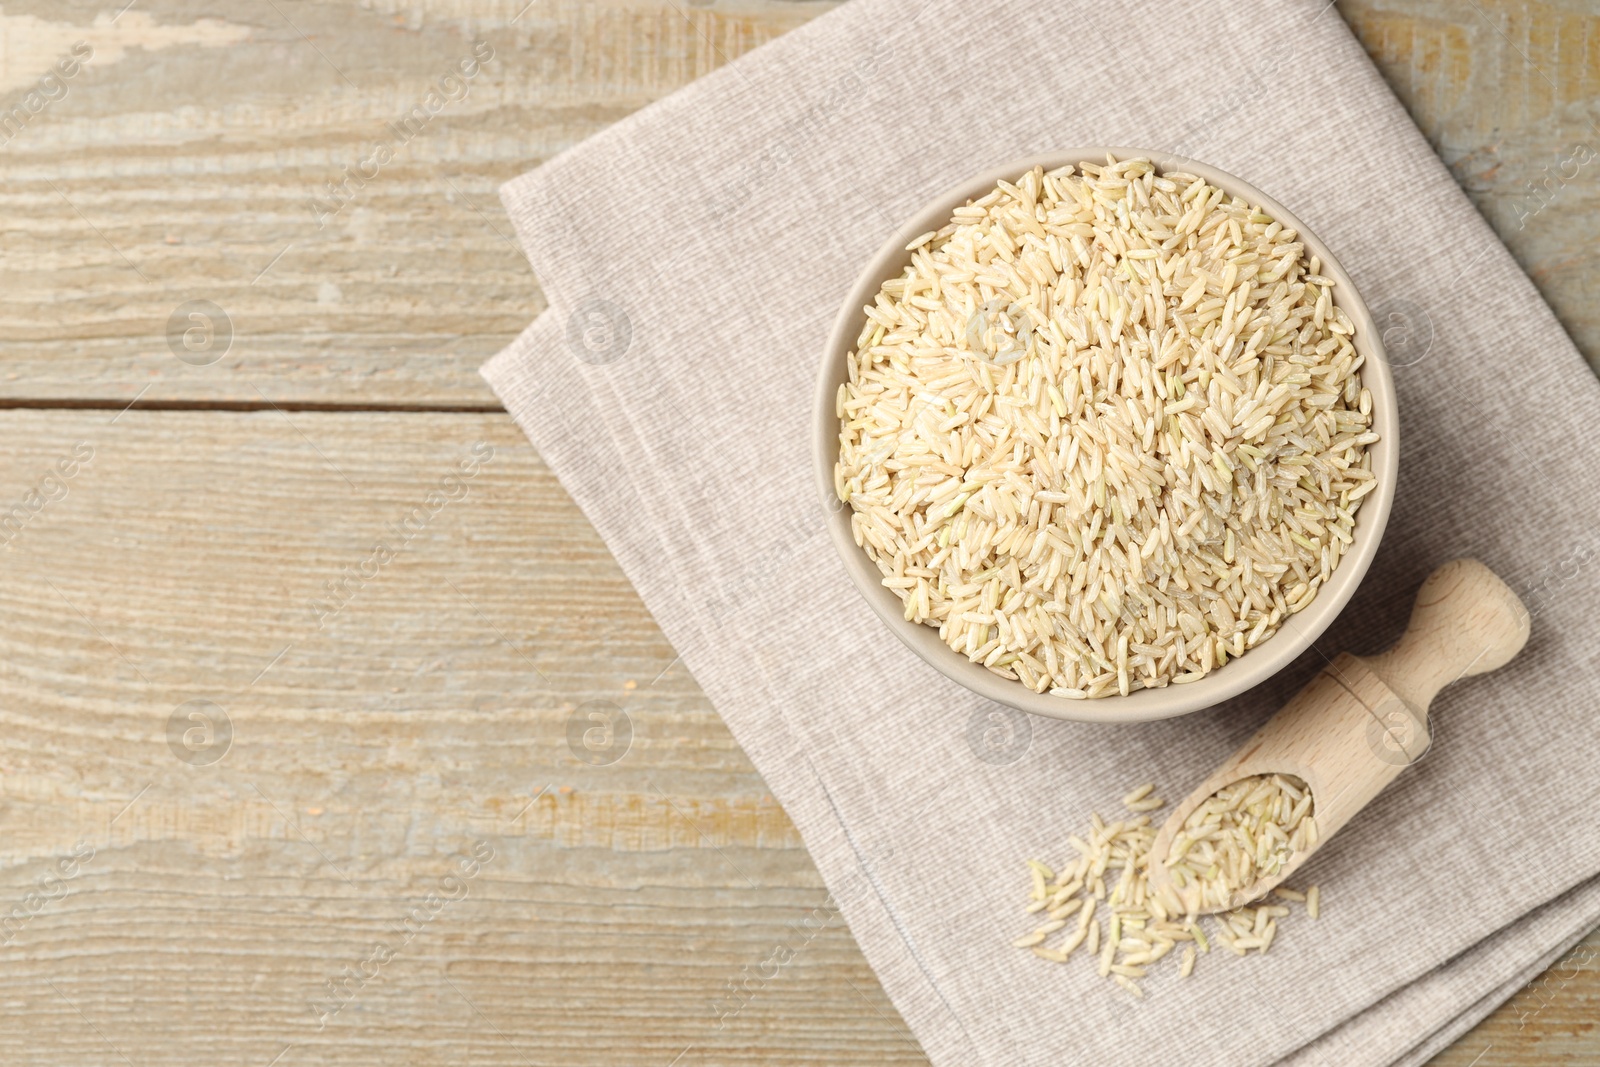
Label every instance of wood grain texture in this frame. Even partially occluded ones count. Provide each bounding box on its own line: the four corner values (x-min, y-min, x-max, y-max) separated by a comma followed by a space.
0, 408, 1589, 1067
1342, 0, 1600, 373
0, 1, 1595, 1065
0, 0, 1593, 409
0, 0, 835, 406
0, 411, 922, 1066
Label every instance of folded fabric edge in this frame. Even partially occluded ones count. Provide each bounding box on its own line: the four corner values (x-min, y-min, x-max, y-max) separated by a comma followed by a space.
479, 315, 970, 1062
1280, 873, 1600, 1067
1391, 905, 1598, 1067
492, 0, 893, 286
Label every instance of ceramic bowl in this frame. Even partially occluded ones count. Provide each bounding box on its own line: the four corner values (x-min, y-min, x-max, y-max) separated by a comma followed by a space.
812, 148, 1399, 723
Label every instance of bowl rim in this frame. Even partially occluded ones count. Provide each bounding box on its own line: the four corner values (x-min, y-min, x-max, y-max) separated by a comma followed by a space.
812, 147, 1399, 724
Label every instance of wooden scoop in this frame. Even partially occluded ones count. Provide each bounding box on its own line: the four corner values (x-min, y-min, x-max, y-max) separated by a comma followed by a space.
1147, 559, 1530, 914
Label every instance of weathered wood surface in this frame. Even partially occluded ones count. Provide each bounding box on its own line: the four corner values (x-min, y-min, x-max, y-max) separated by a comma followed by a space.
0, 0, 835, 407
0, 412, 922, 1066
1342, 0, 1600, 378
0, 411, 1589, 1066
0, 0, 1594, 407
0, 1, 1595, 1065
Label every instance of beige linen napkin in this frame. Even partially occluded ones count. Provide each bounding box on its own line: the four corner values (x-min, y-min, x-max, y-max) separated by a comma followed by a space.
482, 0, 1600, 1062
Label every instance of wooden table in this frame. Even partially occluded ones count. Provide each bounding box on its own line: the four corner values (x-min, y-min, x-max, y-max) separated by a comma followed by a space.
1, 1, 1594, 1063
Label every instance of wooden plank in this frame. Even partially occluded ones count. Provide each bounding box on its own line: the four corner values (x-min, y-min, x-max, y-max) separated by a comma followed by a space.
0, 0, 1596, 1063
1430, 927, 1600, 1066
0, 410, 920, 1066
1341, 0, 1600, 375
0, 0, 836, 407
0, 406, 1593, 1065
0, 0, 1594, 408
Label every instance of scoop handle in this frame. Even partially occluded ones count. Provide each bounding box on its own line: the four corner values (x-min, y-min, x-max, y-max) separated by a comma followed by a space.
1361, 559, 1530, 716
1150, 559, 1529, 915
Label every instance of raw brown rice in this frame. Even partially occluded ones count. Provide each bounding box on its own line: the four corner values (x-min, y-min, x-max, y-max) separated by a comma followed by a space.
1166, 773, 1318, 914
836, 156, 1376, 696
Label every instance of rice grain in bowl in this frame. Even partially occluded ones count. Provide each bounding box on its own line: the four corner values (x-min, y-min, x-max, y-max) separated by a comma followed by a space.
814, 151, 1398, 722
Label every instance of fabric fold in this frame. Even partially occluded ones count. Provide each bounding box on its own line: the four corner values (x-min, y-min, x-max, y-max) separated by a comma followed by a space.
483, 1, 1600, 1062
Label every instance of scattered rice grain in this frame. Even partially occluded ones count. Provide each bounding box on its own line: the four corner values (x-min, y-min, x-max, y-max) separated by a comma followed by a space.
1014, 776, 1324, 997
